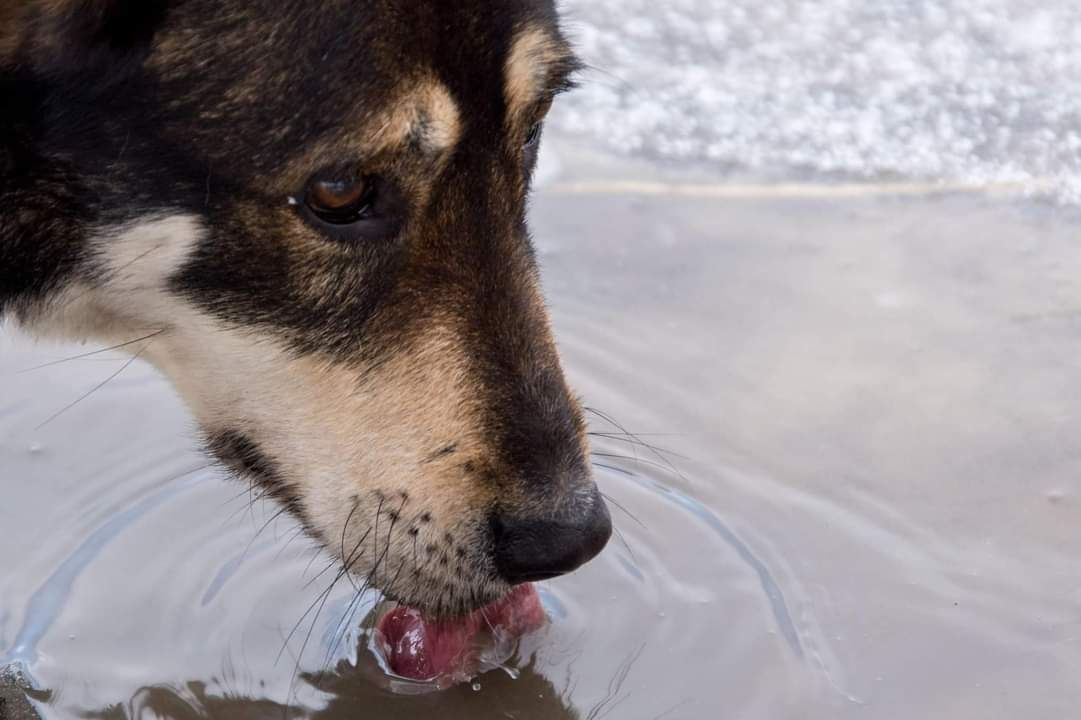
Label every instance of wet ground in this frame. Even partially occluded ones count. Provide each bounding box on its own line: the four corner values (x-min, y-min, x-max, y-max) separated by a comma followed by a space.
5, 1, 1081, 718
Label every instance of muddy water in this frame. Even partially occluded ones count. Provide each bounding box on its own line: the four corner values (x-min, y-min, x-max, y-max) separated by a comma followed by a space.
4, 151, 1081, 718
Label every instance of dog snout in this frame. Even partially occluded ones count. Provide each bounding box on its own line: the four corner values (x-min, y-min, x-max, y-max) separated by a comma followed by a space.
491, 485, 612, 584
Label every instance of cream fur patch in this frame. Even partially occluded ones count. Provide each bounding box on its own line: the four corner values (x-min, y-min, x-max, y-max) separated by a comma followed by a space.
24, 214, 203, 343
22, 212, 502, 611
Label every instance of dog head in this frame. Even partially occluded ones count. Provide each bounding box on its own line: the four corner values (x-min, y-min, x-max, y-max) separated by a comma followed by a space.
0, 0, 610, 616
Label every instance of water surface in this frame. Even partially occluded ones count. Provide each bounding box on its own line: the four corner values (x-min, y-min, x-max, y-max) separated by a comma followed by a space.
4, 173, 1081, 718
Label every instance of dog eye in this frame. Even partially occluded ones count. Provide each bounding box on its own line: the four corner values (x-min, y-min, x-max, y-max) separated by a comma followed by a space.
305, 176, 373, 224
524, 122, 542, 148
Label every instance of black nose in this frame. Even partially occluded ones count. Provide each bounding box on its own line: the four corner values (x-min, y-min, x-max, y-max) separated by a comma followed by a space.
492, 489, 613, 584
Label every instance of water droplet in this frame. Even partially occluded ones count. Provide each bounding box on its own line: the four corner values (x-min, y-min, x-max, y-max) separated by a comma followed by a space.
471, 682, 482, 692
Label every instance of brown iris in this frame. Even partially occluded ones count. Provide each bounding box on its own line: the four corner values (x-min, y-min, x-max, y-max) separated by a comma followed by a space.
305, 176, 372, 224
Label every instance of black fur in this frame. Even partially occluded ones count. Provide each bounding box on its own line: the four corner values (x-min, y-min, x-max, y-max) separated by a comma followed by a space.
1, 0, 609, 613
205, 428, 315, 535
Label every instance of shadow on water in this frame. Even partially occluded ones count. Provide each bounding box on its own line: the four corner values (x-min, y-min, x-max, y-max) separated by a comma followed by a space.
79, 656, 581, 720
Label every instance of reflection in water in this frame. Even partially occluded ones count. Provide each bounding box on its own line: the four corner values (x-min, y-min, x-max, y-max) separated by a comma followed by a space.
82, 656, 580, 720
307, 655, 581, 720
84, 682, 303, 720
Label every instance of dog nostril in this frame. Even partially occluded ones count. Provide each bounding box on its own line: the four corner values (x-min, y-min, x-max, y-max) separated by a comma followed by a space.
491, 491, 613, 584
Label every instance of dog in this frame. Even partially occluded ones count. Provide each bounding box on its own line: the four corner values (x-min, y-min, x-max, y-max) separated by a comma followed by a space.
0, 0, 611, 653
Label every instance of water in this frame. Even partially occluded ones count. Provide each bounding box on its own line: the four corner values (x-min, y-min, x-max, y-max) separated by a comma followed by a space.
5, 2, 1081, 718
5, 181, 1081, 718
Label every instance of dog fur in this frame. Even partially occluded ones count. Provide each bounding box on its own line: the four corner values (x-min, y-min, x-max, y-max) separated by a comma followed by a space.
0, 0, 609, 617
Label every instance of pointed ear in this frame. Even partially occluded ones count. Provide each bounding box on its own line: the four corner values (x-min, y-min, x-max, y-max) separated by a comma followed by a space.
2, 0, 169, 83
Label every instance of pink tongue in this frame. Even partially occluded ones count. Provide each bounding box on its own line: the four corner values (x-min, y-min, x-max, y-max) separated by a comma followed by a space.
376, 583, 545, 682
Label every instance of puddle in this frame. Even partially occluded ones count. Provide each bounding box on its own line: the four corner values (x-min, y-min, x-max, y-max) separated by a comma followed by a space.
5, 176, 1081, 718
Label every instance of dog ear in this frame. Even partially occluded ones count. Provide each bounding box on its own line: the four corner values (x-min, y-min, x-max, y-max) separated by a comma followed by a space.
1, 0, 170, 84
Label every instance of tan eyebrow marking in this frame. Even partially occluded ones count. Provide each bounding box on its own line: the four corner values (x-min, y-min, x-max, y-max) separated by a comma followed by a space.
371, 79, 462, 155
278, 77, 461, 192
504, 26, 574, 119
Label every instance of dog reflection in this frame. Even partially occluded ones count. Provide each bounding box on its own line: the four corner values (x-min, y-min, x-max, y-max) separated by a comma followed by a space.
82, 659, 580, 720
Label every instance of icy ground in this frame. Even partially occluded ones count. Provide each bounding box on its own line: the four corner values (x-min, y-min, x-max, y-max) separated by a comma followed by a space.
555, 0, 1081, 201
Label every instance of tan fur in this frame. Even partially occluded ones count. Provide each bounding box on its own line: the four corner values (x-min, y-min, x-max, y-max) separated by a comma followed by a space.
277, 77, 463, 195
27, 213, 507, 608
503, 26, 569, 122
7, 4, 603, 615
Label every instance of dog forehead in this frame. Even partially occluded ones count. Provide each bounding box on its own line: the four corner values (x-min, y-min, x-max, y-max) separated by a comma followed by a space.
150, 0, 565, 90
144, 0, 565, 183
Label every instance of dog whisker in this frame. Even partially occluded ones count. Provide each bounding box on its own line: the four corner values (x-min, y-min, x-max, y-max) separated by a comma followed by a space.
239, 503, 292, 560
321, 553, 408, 682
589, 431, 680, 437
286, 570, 346, 707
584, 405, 689, 481
309, 526, 371, 591
221, 483, 276, 526
598, 490, 646, 530
587, 431, 690, 461
369, 495, 385, 589
16, 328, 166, 374
610, 524, 640, 571
593, 451, 682, 477
282, 562, 352, 664
315, 539, 398, 684
319, 588, 367, 681
589, 429, 686, 450
304, 554, 339, 587
274, 525, 310, 561
340, 500, 360, 574
281, 518, 377, 707
360, 536, 394, 598
35, 342, 153, 430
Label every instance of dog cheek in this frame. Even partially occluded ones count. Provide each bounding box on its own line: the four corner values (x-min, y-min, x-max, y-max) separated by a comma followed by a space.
274, 335, 496, 523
